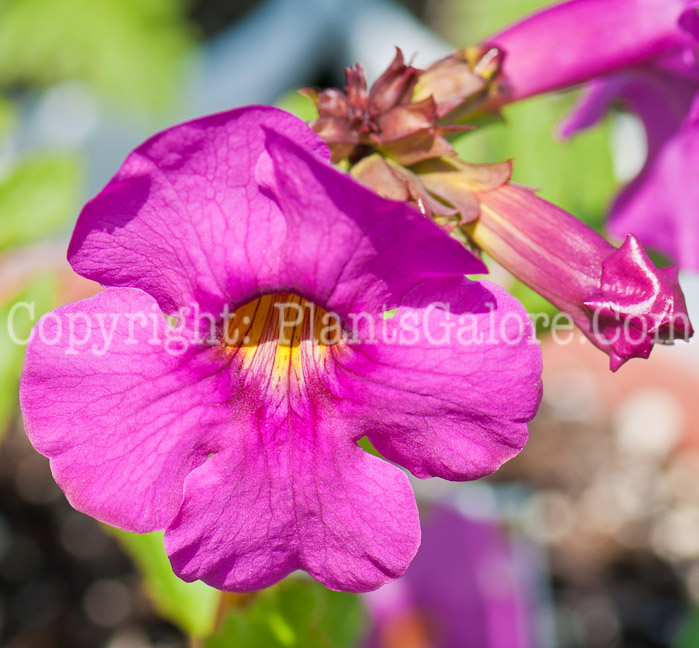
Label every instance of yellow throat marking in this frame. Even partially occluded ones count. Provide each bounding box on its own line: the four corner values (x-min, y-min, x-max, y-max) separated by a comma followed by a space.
223, 293, 340, 383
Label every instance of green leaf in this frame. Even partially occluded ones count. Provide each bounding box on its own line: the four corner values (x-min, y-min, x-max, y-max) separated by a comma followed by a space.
275, 90, 318, 123
0, 154, 82, 253
0, 0, 193, 111
0, 274, 58, 437
108, 528, 221, 638
206, 578, 365, 648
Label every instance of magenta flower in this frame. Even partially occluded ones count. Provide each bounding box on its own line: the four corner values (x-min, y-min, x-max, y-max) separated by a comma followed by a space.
486, 0, 699, 272
19, 106, 542, 592
362, 503, 534, 648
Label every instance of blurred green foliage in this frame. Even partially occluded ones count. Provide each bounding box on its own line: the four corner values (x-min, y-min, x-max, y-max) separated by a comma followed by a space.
437, 0, 559, 44
0, 154, 82, 253
674, 608, 699, 648
206, 578, 365, 648
454, 94, 617, 232
0, 0, 193, 111
0, 275, 57, 433
275, 90, 318, 123
108, 528, 221, 638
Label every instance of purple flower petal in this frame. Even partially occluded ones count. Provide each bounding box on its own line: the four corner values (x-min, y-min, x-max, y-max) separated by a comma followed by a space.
609, 97, 699, 273
558, 70, 697, 152
363, 503, 535, 648
70, 106, 483, 318
20, 287, 231, 532
333, 277, 542, 481
489, 0, 699, 101
165, 422, 420, 592
557, 76, 630, 140
254, 128, 486, 317
554, 66, 699, 273
69, 107, 328, 315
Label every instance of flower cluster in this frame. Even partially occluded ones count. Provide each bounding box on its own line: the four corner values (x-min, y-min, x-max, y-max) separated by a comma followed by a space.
18, 0, 697, 598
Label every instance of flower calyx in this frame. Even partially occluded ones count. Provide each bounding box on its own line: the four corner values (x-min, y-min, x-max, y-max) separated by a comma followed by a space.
303, 46, 504, 166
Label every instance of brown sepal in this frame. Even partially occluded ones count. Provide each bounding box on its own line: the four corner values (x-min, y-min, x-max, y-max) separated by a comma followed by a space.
308, 116, 356, 145
414, 56, 486, 119
369, 47, 422, 115
350, 154, 411, 202
388, 162, 457, 217
380, 130, 456, 167
375, 96, 437, 143
413, 158, 513, 192
315, 88, 350, 118
345, 64, 369, 116
417, 172, 482, 224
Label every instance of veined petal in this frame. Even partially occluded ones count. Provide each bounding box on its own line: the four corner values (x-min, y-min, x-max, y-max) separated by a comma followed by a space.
256, 129, 485, 316
489, 0, 699, 101
69, 106, 327, 315
19, 288, 232, 532
22, 285, 422, 592
331, 278, 542, 480
165, 417, 420, 593
163, 291, 421, 592
69, 106, 481, 320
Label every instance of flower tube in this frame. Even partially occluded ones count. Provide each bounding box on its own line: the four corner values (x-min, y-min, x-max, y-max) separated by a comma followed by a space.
465, 182, 693, 370
487, 0, 699, 102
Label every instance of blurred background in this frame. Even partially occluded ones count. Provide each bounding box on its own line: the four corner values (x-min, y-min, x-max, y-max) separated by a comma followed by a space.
1, 0, 698, 646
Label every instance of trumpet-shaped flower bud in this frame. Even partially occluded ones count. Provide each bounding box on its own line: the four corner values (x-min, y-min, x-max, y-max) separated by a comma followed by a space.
356, 154, 694, 371
466, 184, 694, 370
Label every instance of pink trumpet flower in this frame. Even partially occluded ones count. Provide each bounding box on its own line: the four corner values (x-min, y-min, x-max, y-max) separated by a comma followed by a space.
20, 107, 542, 593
